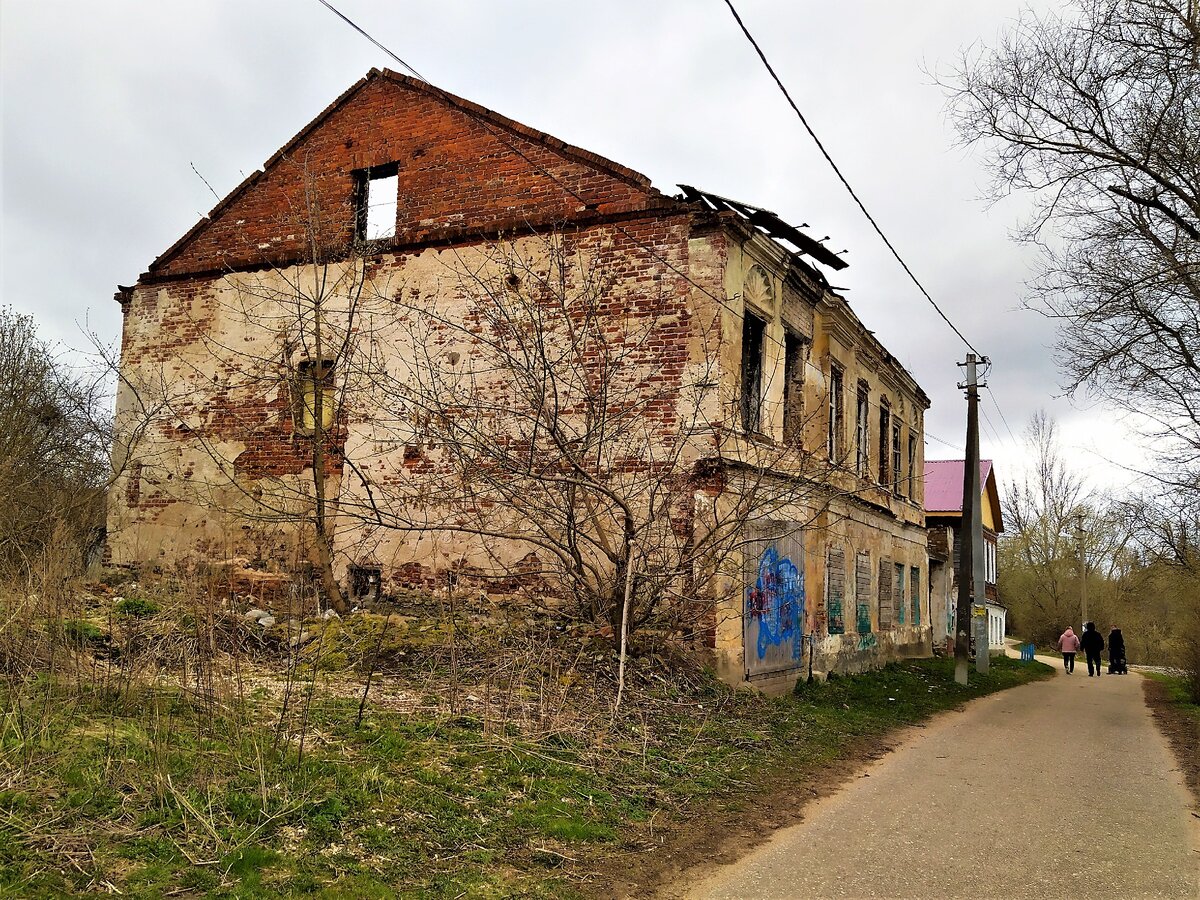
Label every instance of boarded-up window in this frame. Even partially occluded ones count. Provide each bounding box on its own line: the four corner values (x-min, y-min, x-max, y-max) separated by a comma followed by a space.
878, 558, 894, 630
826, 546, 846, 635
297, 359, 336, 433
741, 313, 765, 434
894, 562, 906, 625
855, 551, 872, 634
910, 566, 921, 626
783, 332, 805, 446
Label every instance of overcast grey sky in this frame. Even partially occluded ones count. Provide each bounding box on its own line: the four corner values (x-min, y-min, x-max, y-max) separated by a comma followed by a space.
0, 0, 1147, 497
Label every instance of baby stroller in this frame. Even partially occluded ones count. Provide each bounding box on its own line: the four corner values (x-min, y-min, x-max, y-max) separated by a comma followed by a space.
1107, 654, 1128, 675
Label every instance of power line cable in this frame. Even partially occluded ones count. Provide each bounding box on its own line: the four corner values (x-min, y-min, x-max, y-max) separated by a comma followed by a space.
314, 1, 758, 326
983, 384, 1020, 445
721, 0, 981, 358
314, 0, 971, 459
925, 429, 965, 455
721, 0, 1037, 458
980, 407, 1003, 447
316, 0, 426, 80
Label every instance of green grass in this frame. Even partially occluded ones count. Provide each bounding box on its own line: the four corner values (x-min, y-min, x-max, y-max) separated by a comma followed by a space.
0, 656, 1051, 897
1145, 672, 1200, 722
114, 597, 161, 618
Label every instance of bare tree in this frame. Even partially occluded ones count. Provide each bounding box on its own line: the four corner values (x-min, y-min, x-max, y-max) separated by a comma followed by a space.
998, 412, 1132, 641
941, 0, 1200, 489
0, 307, 111, 580
114, 178, 885, 672
1110, 491, 1200, 685
111, 156, 395, 613
331, 233, 842, 657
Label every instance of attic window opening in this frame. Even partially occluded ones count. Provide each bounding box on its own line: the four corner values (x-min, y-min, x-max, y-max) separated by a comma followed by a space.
355, 164, 399, 242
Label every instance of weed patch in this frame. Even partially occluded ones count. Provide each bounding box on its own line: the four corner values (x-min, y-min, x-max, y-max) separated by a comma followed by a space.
0, 597, 1052, 898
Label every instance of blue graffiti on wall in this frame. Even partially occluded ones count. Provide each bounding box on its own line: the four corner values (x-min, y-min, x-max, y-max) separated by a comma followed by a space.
746, 546, 805, 661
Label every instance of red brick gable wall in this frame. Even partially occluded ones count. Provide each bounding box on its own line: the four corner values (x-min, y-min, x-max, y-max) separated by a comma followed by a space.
151, 74, 670, 279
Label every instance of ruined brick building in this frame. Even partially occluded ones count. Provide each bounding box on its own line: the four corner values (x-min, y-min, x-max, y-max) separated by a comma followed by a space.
109, 69, 932, 689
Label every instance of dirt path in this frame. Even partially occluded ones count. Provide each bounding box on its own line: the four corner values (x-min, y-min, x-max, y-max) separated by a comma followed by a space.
681, 660, 1200, 899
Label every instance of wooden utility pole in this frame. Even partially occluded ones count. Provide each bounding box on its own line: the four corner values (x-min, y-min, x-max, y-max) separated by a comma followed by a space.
1075, 514, 1089, 628
955, 354, 987, 684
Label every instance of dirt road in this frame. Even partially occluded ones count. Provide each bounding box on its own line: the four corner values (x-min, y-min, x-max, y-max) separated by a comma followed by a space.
684, 661, 1200, 899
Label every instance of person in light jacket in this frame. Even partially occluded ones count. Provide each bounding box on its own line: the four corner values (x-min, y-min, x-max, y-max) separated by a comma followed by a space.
1080, 621, 1105, 677
1057, 626, 1080, 674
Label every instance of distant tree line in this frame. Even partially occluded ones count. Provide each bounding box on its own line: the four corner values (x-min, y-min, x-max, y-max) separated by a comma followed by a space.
944, 0, 1199, 697
0, 307, 111, 584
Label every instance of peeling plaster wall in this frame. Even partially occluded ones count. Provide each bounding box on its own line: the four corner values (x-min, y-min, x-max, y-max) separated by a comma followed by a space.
331, 217, 704, 587
108, 69, 935, 689
689, 227, 933, 692
109, 216, 707, 581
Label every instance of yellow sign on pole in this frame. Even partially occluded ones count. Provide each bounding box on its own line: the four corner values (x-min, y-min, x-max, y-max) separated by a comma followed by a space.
972, 605, 987, 618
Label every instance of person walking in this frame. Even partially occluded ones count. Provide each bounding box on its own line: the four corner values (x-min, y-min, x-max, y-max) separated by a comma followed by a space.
1108, 626, 1127, 674
1057, 626, 1080, 674
1080, 621, 1105, 677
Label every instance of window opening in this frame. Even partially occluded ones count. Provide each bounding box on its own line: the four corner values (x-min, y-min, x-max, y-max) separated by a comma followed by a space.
894, 562, 906, 625
826, 546, 846, 635
878, 401, 891, 485
126, 461, 143, 506
892, 421, 902, 496
855, 551, 872, 634
828, 363, 845, 461
349, 565, 382, 604
297, 359, 336, 433
740, 312, 765, 434
355, 164, 399, 242
908, 434, 918, 499
855, 382, 870, 476
783, 332, 805, 446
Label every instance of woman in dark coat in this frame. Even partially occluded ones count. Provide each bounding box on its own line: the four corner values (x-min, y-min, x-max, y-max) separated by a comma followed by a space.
1108, 627, 1127, 674
1080, 621, 1105, 677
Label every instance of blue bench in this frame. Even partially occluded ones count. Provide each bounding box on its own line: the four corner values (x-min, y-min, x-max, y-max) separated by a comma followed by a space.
1019, 643, 1036, 662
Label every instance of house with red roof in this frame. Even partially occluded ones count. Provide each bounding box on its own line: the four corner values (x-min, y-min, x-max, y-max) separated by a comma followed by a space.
924, 459, 1006, 652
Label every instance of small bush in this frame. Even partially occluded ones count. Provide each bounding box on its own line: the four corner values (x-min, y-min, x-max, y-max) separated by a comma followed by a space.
61, 620, 104, 646
115, 597, 160, 618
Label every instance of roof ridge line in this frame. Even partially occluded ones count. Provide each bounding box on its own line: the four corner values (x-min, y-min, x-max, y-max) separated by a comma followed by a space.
147, 69, 661, 276
373, 68, 653, 190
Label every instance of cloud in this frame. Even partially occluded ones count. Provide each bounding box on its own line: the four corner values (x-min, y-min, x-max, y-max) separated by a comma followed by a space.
0, 0, 1128, 490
